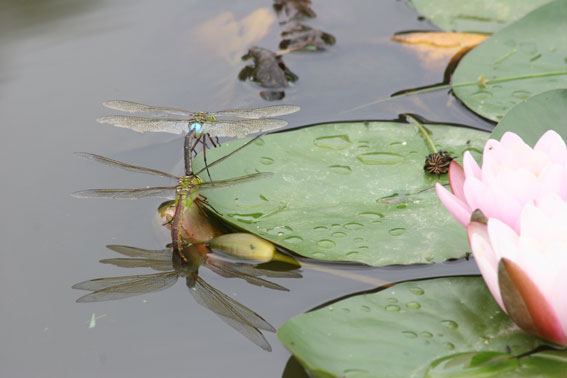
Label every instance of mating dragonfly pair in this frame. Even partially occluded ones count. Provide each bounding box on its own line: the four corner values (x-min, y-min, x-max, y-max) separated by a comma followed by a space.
97, 101, 300, 177
73, 133, 274, 255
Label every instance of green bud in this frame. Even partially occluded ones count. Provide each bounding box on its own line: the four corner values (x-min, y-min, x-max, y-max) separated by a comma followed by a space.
208, 233, 275, 262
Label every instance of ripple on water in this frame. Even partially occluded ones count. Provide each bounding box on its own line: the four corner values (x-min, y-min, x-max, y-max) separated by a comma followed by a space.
259, 157, 274, 165
313, 135, 351, 150
358, 212, 384, 222
317, 239, 336, 248
389, 227, 406, 236
409, 286, 425, 295
284, 236, 303, 243
344, 222, 363, 230
265, 225, 293, 236
228, 213, 263, 224
357, 152, 404, 165
329, 165, 352, 175
441, 320, 458, 329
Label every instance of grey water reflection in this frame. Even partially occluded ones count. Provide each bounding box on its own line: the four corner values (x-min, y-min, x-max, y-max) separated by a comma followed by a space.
238, 0, 336, 100
73, 242, 301, 352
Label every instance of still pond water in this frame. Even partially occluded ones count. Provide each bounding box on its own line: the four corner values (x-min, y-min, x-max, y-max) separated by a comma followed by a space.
0, 0, 493, 377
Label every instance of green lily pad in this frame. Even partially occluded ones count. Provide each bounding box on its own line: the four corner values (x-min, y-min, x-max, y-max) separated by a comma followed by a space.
452, 0, 567, 122
406, 0, 552, 33
193, 121, 488, 266
491, 89, 567, 145
278, 276, 564, 378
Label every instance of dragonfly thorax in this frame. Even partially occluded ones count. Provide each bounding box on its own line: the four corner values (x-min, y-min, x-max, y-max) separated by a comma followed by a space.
189, 114, 218, 137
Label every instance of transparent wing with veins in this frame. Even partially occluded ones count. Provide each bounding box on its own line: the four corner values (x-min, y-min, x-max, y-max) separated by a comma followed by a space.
72, 271, 179, 302
186, 274, 275, 351
97, 100, 299, 136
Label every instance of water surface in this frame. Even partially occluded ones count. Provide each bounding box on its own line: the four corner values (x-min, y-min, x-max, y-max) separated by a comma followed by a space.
0, 1, 491, 377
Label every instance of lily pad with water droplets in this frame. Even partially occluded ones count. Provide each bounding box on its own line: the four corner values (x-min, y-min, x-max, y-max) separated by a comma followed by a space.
490, 89, 567, 146
406, 0, 552, 33
452, 0, 567, 122
278, 276, 565, 377
192, 121, 488, 266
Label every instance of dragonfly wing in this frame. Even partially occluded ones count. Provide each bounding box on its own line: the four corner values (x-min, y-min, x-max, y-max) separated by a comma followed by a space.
212, 105, 300, 119
97, 116, 189, 135
103, 100, 195, 117
197, 172, 273, 191
72, 186, 176, 199
187, 275, 274, 351
106, 245, 173, 259
74, 152, 178, 180
202, 119, 287, 138
205, 258, 289, 291
99, 258, 174, 271
247, 267, 302, 279
74, 271, 178, 302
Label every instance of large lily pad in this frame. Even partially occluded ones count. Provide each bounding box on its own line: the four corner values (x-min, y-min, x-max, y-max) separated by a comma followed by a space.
278, 276, 565, 377
406, 0, 552, 33
193, 121, 488, 266
452, 0, 567, 122
490, 89, 567, 145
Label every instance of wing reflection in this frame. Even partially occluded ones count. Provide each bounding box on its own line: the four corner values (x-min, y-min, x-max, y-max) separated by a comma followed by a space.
73, 241, 301, 351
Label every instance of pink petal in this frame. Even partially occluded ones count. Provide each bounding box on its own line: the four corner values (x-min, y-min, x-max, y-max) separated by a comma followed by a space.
496, 167, 538, 205
462, 151, 481, 180
498, 258, 567, 346
436, 183, 471, 227
467, 221, 504, 309
534, 130, 567, 163
448, 161, 466, 201
536, 164, 566, 201
500, 132, 528, 149
550, 260, 567, 338
463, 178, 523, 231
487, 218, 520, 262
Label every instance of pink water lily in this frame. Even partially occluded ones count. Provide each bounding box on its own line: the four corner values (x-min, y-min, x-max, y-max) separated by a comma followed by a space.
435, 130, 567, 346
436, 130, 567, 233
468, 195, 567, 346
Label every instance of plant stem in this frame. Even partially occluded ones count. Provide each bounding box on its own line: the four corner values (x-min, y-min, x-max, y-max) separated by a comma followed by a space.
347, 71, 567, 112
405, 114, 437, 155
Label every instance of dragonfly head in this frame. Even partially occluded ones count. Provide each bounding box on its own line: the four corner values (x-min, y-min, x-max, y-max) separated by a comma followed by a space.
189, 122, 203, 136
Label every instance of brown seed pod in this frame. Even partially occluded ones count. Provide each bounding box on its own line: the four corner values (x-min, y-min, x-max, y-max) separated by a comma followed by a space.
424, 150, 453, 175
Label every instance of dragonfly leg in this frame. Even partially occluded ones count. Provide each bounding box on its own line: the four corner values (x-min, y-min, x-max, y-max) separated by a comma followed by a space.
202, 137, 214, 182
194, 194, 223, 216
190, 136, 201, 156
207, 134, 218, 148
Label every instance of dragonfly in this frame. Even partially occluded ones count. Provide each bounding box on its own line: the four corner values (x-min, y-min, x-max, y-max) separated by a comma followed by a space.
97, 100, 300, 177
72, 135, 270, 258
73, 242, 301, 351
72, 134, 268, 205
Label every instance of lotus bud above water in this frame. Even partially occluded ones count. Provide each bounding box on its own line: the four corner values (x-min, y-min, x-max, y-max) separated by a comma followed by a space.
435, 130, 567, 346
436, 130, 567, 232
208, 233, 276, 262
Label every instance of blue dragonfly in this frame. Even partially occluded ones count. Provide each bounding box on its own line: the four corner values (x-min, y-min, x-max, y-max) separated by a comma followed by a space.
97, 101, 299, 177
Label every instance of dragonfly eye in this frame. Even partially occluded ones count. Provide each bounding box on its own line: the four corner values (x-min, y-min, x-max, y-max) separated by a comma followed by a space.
190, 122, 203, 133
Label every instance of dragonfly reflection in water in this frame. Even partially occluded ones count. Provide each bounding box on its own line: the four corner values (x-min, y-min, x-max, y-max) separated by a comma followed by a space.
97, 101, 300, 177
73, 241, 301, 351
